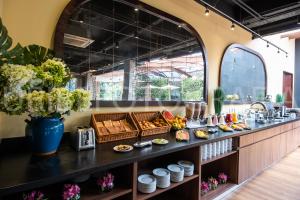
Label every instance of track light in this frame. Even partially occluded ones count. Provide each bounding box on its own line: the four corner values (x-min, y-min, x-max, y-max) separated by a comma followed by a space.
134, 31, 139, 39
178, 24, 182, 28
115, 41, 119, 49
230, 22, 235, 31
205, 7, 210, 16
134, 8, 139, 12
286, 53, 288, 58
267, 42, 269, 48
277, 48, 280, 54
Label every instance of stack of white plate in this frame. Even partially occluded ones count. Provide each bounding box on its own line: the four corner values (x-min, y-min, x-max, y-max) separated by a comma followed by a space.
177, 160, 194, 176
167, 164, 184, 182
152, 168, 170, 188
138, 174, 157, 193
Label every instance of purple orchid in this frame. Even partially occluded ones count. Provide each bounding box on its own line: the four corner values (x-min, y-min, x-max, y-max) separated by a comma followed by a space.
23, 191, 46, 200
218, 172, 228, 184
97, 173, 114, 192
63, 184, 80, 200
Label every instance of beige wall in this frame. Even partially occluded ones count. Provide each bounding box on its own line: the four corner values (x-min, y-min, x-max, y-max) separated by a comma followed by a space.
0, 0, 3, 17
0, 0, 274, 139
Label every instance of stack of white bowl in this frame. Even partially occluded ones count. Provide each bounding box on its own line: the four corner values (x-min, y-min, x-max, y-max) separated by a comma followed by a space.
137, 174, 157, 193
152, 168, 170, 188
167, 164, 184, 182
177, 160, 194, 176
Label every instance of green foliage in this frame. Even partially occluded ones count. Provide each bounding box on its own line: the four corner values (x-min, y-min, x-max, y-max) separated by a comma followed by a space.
0, 18, 24, 65
214, 87, 225, 115
23, 45, 54, 66
276, 94, 284, 104
182, 77, 203, 101
0, 18, 54, 66
151, 78, 168, 100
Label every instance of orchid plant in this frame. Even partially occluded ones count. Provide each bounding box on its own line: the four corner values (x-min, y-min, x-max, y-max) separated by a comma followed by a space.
208, 177, 218, 190
200, 181, 210, 195
23, 191, 47, 200
218, 172, 228, 184
62, 184, 80, 200
97, 173, 114, 192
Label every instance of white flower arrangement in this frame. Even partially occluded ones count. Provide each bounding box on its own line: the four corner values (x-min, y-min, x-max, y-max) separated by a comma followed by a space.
0, 59, 91, 118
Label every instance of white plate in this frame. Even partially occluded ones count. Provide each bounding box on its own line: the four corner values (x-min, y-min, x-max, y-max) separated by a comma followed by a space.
152, 139, 169, 145
177, 160, 194, 169
113, 145, 133, 152
138, 174, 156, 185
153, 168, 170, 177
167, 164, 184, 173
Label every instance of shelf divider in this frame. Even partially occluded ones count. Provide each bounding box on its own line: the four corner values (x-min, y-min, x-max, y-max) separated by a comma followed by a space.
201, 151, 237, 165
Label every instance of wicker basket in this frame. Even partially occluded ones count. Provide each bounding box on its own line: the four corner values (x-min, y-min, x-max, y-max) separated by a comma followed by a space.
132, 111, 171, 137
91, 112, 138, 143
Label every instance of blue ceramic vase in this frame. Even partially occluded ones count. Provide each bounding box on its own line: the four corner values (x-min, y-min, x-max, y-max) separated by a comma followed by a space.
27, 117, 64, 155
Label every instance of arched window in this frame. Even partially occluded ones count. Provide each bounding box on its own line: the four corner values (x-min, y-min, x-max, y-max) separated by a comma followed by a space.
55, 0, 207, 107
220, 44, 267, 103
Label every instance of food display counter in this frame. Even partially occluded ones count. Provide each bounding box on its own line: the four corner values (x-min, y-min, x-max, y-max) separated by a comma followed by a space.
1, 117, 300, 200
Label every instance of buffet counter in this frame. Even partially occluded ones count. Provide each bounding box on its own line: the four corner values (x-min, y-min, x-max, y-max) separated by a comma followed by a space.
1, 117, 300, 199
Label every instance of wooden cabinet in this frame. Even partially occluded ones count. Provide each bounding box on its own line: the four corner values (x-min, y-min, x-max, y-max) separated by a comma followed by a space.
238, 143, 257, 183
238, 121, 300, 184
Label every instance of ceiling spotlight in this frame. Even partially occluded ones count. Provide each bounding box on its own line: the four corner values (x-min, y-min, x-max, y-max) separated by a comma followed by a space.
286, 53, 288, 58
267, 42, 269, 48
277, 48, 280, 54
134, 8, 139, 12
178, 24, 182, 28
134, 31, 139, 39
79, 20, 84, 24
230, 22, 235, 31
205, 7, 210, 16
115, 41, 119, 49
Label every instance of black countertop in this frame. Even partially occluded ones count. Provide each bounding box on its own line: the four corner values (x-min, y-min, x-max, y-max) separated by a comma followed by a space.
0, 117, 299, 196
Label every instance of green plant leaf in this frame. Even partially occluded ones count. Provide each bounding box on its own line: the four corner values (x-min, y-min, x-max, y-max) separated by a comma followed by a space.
23, 44, 54, 66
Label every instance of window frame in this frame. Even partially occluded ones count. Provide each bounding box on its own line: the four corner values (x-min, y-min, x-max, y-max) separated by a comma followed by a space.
54, 0, 208, 107
219, 43, 267, 104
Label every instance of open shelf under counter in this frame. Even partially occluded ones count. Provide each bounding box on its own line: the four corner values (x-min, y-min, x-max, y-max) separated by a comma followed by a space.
136, 174, 199, 200
201, 182, 236, 200
81, 187, 132, 200
201, 151, 237, 165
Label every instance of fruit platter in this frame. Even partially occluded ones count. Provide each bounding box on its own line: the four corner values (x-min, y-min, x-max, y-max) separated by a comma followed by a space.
163, 111, 187, 130
194, 129, 209, 139
218, 124, 234, 132
176, 130, 190, 141
235, 123, 251, 130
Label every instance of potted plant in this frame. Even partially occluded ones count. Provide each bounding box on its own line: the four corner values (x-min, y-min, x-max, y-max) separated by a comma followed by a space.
97, 173, 115, 192
0, 59, 91, 155
276, 94, 285, 105
214, 87, 225, 116
23, 191, 47, 200
63, 184, 80, 200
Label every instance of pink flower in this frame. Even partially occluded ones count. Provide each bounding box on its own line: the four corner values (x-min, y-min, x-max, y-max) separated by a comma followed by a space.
97, 173, 115, 192
201, 181, 210, 195
208, 177, 218, 190
23, 191, 45, 200
63, 184, 80, 200
218, 172, 228, 184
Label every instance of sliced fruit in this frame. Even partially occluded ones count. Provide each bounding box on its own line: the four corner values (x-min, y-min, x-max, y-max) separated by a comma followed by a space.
194, 130, 209, 139
176, 130, 190, 141
162, 110, 174, 121
231, 124, 243, 131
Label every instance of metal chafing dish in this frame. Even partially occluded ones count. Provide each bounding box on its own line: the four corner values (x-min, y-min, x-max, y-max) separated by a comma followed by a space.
250, 101, 275, 123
